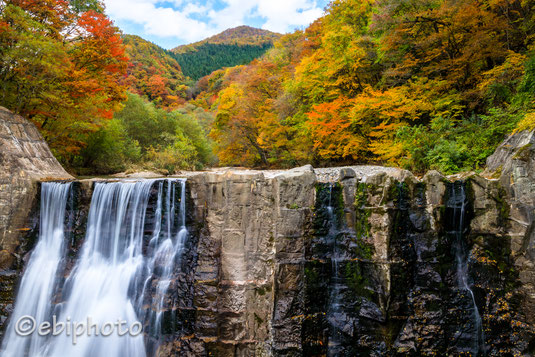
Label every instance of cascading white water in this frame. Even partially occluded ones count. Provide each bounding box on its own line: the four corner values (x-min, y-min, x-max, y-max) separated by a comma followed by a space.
1, 182, 72, 357
1, 178, 188, 357
450, 183, 485, 356
140, 179, 188, 352
46, 180, 153, 357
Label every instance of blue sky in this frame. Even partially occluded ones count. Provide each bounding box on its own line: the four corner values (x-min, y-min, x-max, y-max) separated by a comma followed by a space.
103, 0, 330, 49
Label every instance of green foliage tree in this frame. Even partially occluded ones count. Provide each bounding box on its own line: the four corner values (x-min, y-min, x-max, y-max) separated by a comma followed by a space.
75, 92, 214, 174
146, 132, 198, 174
113, 93, 175, 151
78, 119, 141, 174
170, 43, 273, 80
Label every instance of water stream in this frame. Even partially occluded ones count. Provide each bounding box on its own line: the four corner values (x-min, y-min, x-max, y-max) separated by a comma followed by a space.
140, 179, 188, 354
448, 182, 486, 356
1, 179, 188, 357
325, 183, 345, 356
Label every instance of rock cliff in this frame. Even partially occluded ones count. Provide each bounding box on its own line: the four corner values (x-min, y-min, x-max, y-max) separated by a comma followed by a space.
483, 129, 535, 336
169, 163, 534, 356
0, 106, 72, 258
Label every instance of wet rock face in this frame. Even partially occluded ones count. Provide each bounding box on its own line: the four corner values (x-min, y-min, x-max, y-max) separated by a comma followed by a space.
481, 130, 535, 354
299, 173, 485, 356
172, 165, 534, 356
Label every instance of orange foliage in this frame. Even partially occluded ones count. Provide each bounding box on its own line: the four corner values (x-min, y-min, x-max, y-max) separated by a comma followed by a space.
307, 98, 365, 159
0, 0, 128, 162
122, 35, 187, 109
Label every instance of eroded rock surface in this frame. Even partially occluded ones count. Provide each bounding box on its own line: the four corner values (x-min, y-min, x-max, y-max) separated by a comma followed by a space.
154, 162, 535, 356
483, 129, 535, 340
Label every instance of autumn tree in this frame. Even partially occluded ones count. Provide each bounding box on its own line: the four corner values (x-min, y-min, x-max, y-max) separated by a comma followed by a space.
0, 0, 128, 163
121, 34, 188, 110
162, 0, 535, 174
374, 0, 509, 97
293, 0, 379, 104
210, 70, 269, 166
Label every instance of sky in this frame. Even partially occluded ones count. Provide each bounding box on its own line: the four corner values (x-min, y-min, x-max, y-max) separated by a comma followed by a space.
103, 0, 330, 49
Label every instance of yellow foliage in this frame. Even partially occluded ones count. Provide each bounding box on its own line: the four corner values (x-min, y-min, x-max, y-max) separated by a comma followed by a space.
516, 112, 535, 132
479, 51, 527, 93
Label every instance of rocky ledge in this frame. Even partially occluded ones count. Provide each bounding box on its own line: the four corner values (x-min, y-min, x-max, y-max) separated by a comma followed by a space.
162, 157, 531, 356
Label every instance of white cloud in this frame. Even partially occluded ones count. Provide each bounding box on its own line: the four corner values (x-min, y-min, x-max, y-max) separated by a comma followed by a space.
104, 0, 214, 42
103, 0, 325, 46
206, 0, 258, 31
182, 3, 210, 16
254, 0, 323, 31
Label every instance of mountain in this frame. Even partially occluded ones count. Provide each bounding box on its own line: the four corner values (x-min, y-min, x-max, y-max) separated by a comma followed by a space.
172, 26, 281, 53
169, 26, 282, 80
122, 35, 188, 109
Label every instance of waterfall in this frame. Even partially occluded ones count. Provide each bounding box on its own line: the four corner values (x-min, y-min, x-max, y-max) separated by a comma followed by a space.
325, 183, 344, 356
449, 182, 486, 356
1, 182, 72, 357
46, 180, 153, 357
140, 179, 188, 354
1, 179, 188, 357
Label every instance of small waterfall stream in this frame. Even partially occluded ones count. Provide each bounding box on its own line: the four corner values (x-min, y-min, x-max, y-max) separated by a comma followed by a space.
448, 182, 486, 356
324, 183, 345, 356
1, 178, 188, 357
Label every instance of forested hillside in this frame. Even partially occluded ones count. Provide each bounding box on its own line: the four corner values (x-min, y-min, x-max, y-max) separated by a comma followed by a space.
172, 26, 280, 53
122, 35, 189, 109
170, 26, 281, 80
195, 0, 535, 174
170, 42, 273, 81
0, 0, 213, 175
2, 0, 535, 176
